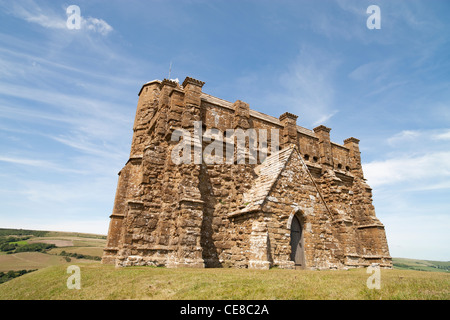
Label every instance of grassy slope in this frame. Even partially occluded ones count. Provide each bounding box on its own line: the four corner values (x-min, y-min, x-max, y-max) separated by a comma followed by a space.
0, 264, 448, 300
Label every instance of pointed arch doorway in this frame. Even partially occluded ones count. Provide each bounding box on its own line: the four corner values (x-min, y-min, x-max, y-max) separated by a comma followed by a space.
290, 215, 305, 269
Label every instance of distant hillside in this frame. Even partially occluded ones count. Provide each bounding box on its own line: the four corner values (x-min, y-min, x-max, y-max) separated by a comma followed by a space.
0, 228, 49, 237
0, 228, 106, 239
393, 258, 450, 273
0, 228, 106, 274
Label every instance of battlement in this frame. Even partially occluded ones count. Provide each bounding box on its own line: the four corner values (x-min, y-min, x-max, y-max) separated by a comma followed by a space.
133, 76, 360, 175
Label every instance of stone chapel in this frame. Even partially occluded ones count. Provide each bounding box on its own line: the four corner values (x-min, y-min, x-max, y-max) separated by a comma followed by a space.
102, 76, 392, 269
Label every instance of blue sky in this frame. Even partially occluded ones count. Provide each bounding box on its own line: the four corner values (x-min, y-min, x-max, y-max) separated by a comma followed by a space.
0, 0, 449, 261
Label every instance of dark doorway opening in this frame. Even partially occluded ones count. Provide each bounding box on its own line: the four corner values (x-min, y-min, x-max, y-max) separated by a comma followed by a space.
290, 215, 305, 268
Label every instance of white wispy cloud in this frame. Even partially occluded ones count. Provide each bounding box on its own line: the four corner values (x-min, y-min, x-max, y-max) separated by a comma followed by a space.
365, 127, 450, 260
364, 151, 450, 189
276, 45, 340, 126
386, 130, 422, 146
1, 0, 113, 35
363, 128, 450, 190
312, 110, 339, 127
213, 45, 339, 126
51, 134, 127, 162
307, 0, 375, 43
433, 129, 450, 141
386, 128, 450, 146
348, 59, 396, 83
0, 76, 131, 116
0, 0, 64, 28
83, 17, 113, 36
0, 156, 54, 168
0, 155, 85, 174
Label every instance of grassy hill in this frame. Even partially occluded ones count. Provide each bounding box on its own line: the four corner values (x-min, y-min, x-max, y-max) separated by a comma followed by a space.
0, 263, 448, 300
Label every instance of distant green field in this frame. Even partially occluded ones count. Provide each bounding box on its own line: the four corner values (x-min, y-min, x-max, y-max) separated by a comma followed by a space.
0, 228, 106, 273
0, 252, 99, 272
45, 231, 106, 240
48, 246, 104, 257
393, 258, 450, 273
9, 240, 28, 246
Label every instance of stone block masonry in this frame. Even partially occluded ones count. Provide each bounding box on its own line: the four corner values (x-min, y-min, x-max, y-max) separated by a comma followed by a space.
102, 76, 392, 269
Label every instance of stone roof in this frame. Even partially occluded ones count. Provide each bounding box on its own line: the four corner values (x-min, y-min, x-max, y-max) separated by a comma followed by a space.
228, 146, 296, 218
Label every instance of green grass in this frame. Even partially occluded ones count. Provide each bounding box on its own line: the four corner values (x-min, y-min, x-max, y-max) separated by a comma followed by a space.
9, 240, 28, 246
0, 264, 448, 300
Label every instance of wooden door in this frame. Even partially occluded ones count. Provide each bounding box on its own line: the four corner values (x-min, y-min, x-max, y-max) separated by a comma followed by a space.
290, 215, 304, 267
